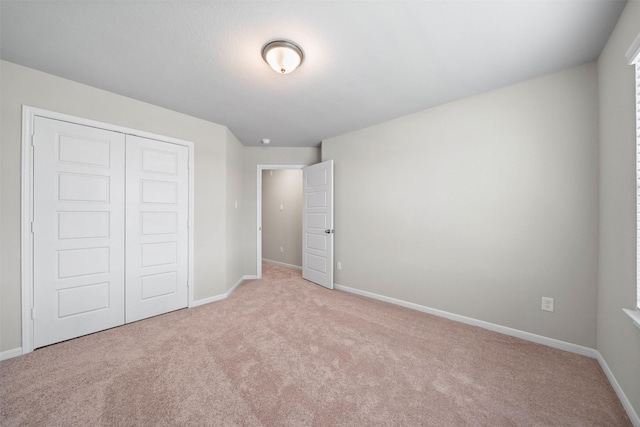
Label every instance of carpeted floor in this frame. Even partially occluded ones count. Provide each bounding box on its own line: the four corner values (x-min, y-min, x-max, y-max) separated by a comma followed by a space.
0, 263, 631, 426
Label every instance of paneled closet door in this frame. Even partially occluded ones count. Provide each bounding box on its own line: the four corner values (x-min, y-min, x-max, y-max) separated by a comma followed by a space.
33, 117, 126, 349
125, 135, 189, 323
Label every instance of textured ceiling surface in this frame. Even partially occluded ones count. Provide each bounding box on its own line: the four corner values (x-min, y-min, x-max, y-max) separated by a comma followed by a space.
0, 1, 627, 147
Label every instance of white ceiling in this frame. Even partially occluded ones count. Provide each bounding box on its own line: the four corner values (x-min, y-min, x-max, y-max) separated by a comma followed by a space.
0, 1, 627, 147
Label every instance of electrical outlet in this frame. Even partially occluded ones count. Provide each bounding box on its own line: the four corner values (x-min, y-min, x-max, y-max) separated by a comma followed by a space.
337, 261, 342, 270
541, 297, 554, 312
280, 246, 284, 253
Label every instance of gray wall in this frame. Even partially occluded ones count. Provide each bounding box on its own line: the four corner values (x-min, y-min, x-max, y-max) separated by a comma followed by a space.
597, 0, 640, 416
322, 63, 599, 347
241, 147, 321, 275
226, 129, 245, 288
262, 169, 303, 267
0, 61, 232, 351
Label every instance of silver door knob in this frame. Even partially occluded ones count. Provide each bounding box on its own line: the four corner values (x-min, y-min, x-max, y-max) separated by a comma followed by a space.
324, 229, 334, 234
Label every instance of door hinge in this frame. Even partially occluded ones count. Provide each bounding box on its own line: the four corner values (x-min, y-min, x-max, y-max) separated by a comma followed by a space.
31, 308, 35, 320
30, 221, 35, 234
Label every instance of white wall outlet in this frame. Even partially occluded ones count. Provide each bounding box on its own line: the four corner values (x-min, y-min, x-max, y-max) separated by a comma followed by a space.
280, 246, 284, 253
541, 297, 554, 312
234, 200, 238, 209
280, 204, 284, 211
337, 261, 342, 270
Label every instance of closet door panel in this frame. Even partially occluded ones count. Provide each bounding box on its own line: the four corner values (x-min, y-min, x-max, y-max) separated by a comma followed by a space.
32, 117, 126, 349
125, 135, 189, 323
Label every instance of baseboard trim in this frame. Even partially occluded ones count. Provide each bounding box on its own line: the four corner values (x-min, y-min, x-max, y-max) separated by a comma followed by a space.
595, 352, 640, 426
191, 275, 251, 307
262, 259, 302, 270
334, 283, 639, 425
334, 283, 595, 356
0, 347, 23, 361
4, 276, 253, 359
226, 274, 248, 295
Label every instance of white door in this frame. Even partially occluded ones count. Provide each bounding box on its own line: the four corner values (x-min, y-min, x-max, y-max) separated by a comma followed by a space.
302, 160, 334, 289
33, 117, 126, 348
125, 135, 189, 322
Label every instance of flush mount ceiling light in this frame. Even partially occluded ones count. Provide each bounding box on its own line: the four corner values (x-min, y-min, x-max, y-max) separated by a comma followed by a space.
261, 40, 304, 74
261, 138, 271, 144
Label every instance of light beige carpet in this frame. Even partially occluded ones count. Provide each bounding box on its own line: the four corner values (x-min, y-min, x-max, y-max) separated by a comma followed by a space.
0, 263, 631, 426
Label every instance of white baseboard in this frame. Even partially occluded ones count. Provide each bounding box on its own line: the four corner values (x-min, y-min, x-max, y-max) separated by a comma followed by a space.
262, 259, 302, 270
191, 275, 252, 307
334, 283, 596, 356
0, 347, 23, 361
4, 276, 253, 359
191, 293, 227, 307
227, 274, 249, 295
334, 283, 639, 425
596, 352, 640, 426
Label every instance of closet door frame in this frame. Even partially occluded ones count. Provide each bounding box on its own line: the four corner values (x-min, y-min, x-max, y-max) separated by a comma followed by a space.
21, 106, 195, 355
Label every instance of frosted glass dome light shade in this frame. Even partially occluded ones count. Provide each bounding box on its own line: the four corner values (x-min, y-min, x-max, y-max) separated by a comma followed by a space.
262, 40, 304, 74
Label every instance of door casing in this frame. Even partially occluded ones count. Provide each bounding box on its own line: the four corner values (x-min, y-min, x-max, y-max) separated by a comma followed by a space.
21, 106, 195, 354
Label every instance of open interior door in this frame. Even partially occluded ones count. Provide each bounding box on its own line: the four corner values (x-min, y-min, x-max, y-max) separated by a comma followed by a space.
302, 160, 334, 289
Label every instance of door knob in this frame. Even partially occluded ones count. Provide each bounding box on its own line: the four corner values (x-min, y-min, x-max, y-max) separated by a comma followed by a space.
324, 229, 334, 234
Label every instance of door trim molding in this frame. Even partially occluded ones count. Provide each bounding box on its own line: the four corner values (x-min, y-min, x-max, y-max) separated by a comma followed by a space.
21, 106, 195, 354
256, 164, 305, 278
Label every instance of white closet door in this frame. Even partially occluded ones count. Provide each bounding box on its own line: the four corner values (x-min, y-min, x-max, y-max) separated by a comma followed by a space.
125, 135, 189, 323
33, 117, 126, 349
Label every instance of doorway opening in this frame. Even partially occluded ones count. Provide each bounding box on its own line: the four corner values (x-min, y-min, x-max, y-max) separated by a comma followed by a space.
256, 165, 305, 278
